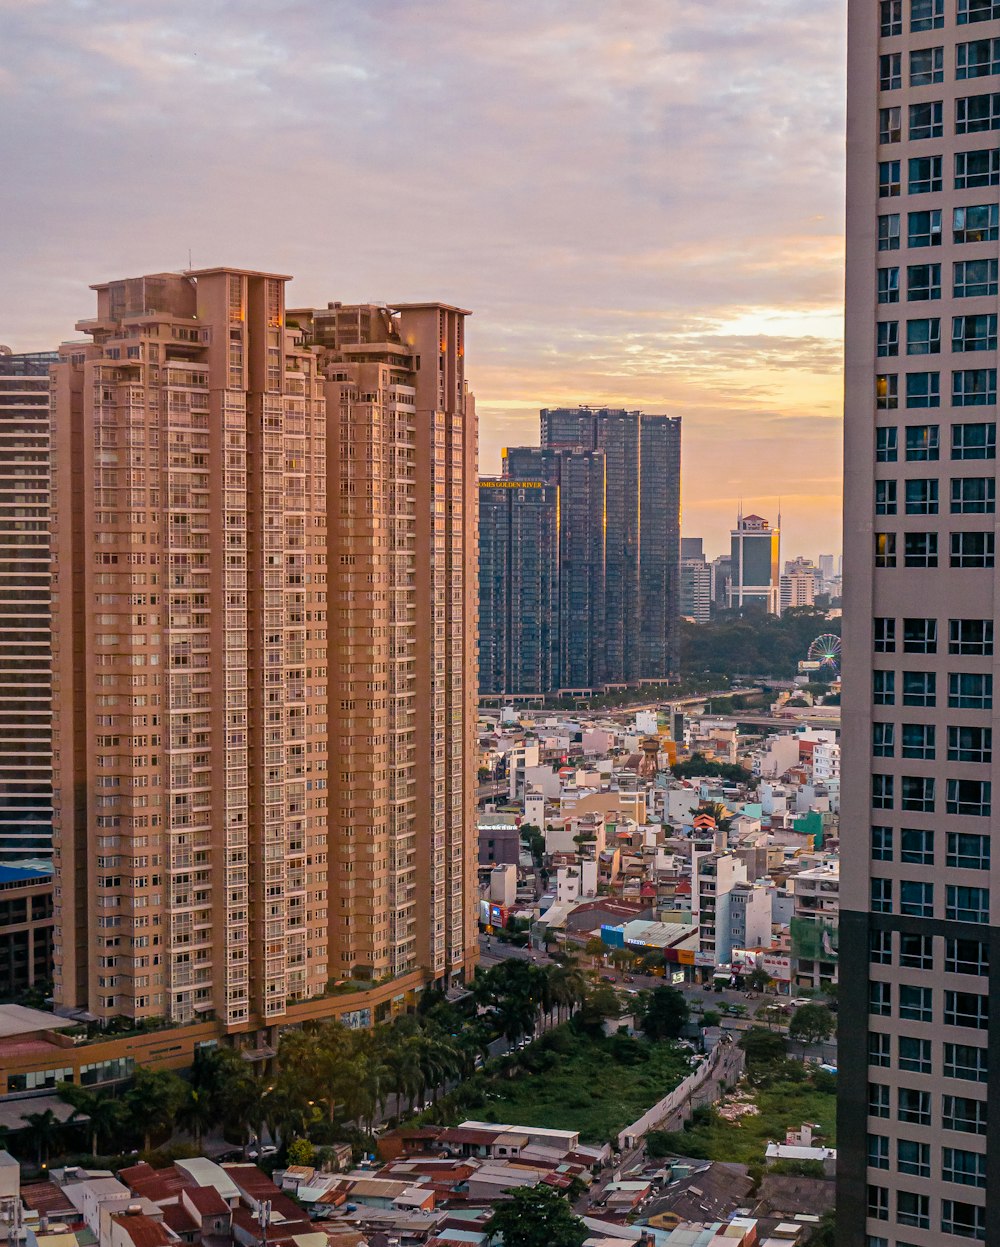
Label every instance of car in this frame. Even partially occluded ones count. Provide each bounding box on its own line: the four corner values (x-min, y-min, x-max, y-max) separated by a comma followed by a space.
788, 997, 813, 1008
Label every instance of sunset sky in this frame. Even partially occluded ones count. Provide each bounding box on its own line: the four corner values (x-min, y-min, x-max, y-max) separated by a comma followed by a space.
0, 0, 846, 560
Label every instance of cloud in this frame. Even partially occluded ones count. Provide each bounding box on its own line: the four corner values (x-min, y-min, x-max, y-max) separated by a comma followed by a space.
0, 0, 846, 558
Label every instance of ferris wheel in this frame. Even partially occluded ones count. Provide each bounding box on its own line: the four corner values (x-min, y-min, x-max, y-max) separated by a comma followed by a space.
808, 633, 842, 672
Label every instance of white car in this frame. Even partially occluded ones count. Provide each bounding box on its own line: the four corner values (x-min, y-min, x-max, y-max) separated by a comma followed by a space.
788, 997, 814, 1008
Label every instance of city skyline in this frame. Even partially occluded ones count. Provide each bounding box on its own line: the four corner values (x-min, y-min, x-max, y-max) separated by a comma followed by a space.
0, 0, 846, 560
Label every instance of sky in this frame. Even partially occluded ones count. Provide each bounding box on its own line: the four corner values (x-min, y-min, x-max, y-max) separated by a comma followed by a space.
0, 0, 847, 561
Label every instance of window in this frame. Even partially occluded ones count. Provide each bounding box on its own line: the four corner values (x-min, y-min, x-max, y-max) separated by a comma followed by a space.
905, 476, 939, 512
879, 268, 900, 306
911, 0, 943, 28
901, 722, 935, 758
875, 532, 897, 567
954, 314, 998, 354
877, 426, 898, 461
953, 202, 999, 241
951, 531, 995, 567
903, 617, 937, 651
874, 616, 897, 649
903, 670, 936, 704
899, 881, 934, 918
868, 1185, 889, 1221
945, 991, 988, 1030
950, 672, 992, 708
907, 262, 940, 300
873, 722, 895, 756
944, 1094, 988, 1134
952, 369, 997, 405
957, 92, 1000, 132
959, 0, 1000, 22
881, 0, 904, 34
944, 1043, 988, 1082
897, 1138, 931, 1178
897, 1190, 930, 1230
869, 1031, 891, 1065
906, 371, 940, 406
953, 420, 998, 459
942, 1148, 986, 1188
877, 373, 898, 408
947, 832, 991, 871
870, 929, 892, 963
876, 479, 898, 514
958, 37, 1000, 79
879, 160, 901, 198
949, 725, 992, 762
947, 782, 992, 820
871, 878, 893, 913
898, 1087, 932, 1125
874, 669, 896, 704
872, 773, 894, 809
899, 1035, 932, 1073
904, 530, 938, 565
942, 1200, 986, 1240
878, 320, 900, 356
910, 46, 943, 85
956, 148, 1000, 188
910, 100, 943, 139
952, 476, 996, 512
872, 825, 894, 860
906, 316, 940, 355
878, 213, 900, 252
954, 258, 999, 296
900, 931, 933, 967
906, 423, 939, 458
949, 619, 993, 653
870, 980, 892, 1016
902, 775, 935, 811
868, 1133, 889, 1170
901, 825, 934, 863
880, 105, 902, 144
869, 1082, 890, 1117
881, 52, 903, 90
947, 937, 989, 976
946, 883, 990, 922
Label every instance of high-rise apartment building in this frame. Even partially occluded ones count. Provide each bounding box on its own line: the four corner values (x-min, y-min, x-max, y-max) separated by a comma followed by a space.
0, 349, 55, 867
779, 557, 820, 613
841, 3, 999, 1242
478, 478, 559, 697
728, 512, 780, 613
501, 407, 681, 689
680, 537, 712, 624
49, 273, 476, 1030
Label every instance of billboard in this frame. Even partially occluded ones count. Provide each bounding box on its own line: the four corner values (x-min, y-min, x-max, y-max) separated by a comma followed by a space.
791, 916, 838, 965
762, 954, 792, 981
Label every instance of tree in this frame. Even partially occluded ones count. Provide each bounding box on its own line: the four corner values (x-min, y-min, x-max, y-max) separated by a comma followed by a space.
746, 967, 773, 993
583, 937, 605, 964
286, 1137, 315, 1166
738, 1026, 788, 1073
176, 1085, 215, 1151
701, 1009, 722, 1028
639, 986, 690, 1041
487, 1182, 586, 1247
22, 1109, 61, 1168
126, 1067, 187, 1153
789, 1003, 835, 1047
59, 1083, 126, 1159
576, 984, 620, 1034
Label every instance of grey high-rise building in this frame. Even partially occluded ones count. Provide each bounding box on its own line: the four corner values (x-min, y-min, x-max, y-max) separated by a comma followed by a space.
728, 511, 780, 613
478, 478, 559, 697
680, 537, 712, 624
841, 2, 998, 1243
501, 407, 681, 690
0, 349, 55, 866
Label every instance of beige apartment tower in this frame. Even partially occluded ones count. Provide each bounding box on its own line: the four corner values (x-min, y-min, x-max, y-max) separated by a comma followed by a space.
50, 271, 477, 1031
842, 1, 1000, 1242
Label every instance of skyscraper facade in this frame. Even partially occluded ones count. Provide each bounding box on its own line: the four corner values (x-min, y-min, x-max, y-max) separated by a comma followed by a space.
728, 512, 780, 613
49, 273, 476, 1031
0, 349, 55, 866
841, 3, 998, 1241
680, 538, 712, 624
478, 478, 559, 697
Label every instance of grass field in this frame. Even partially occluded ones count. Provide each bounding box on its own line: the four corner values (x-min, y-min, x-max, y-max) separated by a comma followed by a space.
437, 1028, 691, 1144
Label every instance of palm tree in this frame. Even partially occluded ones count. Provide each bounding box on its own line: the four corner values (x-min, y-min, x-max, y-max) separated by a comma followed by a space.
126, 1067, 186, 1153
177, 1086, 215, 1151
59, 1083, 126, 1159
22, 1109, 61, 1168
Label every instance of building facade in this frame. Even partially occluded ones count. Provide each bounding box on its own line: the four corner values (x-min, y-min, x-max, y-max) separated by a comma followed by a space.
0, 349, 55, 866
841, 3, 999, 1241
728, 512, 780, 613
49, 273, 477, 1031
680, 538, 712, 624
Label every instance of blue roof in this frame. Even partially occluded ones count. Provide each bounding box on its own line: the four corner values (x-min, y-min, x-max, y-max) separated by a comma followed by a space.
0, 865, 52, 884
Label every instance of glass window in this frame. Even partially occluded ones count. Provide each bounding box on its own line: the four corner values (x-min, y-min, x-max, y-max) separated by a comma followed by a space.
898, 1087, 932, 1125
868, 1185, 889, 1221
954, 259, 1000, 297
959, 0, 1000, 22
904, 530, 938, 565
949, 618, 993, 653
899, 880, 934, 917
869, 1031, 891, 1065
869, 1082, 890, 1117
901, 826, 935, 860
878, 213, 901, 252
872, 825, 894, 859
947, 832, 991, 871
957, 92, 1000, 133
905, 476, 939, 512
951, 531, 995, 567
946, 937, 989, 976
911, 100, 943, 139
952, 369, 997, 405
948, 725, 992, 762
875, 531, 897, 567
945, 990, 988, 1029
874, 617, 896, 649
873, 773, 894, 808
901, 723, 936, 760
873, 722, 895, 756
905, 423, 939, 458
910, 46, 943, 85
950, 672, 992, 708
907, 262, 940, 300
957, 37, 1000, 78
953, 202, 999, 242
877, 373, 899, 408
903, 670, 935, 704
868, 1133, 889, 1169
906, 371, 940, 407
907, 316, 940, 353
881, 0, 904, 35
880, 105, 902, 144
941, 1200, 986, 1239
899, 1036, 932, 1072
878, 320, 900, 356
871, 877, 893, 913
953, 423, 997, 460
901, 775, 935, 811
955, 148, 1000, 188
876, 426, 898, 461
876, 479, 898, 514
881, 52, 903, 89
911, 0, 943, 27
900, 931, 933, 967
942, 1148, 986, 1188
943, 1094, 988, 1134
870, 980, 892, 1016
908, 209, 941, 248
870, 929, 892, 963
897, 1190, 930, 1230
953, 313, 997, 352
951, 476, 996, 512
879, 160, 901, 198
946, 883, 990, 921
903, 617, 937, 651
879, 267, 900, 305
874, 669, 896, 704
944, 1042, 988, 1082
897, 1138, 931, 1177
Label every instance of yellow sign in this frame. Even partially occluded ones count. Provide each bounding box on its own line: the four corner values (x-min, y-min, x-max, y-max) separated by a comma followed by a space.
480, 480, 544, 489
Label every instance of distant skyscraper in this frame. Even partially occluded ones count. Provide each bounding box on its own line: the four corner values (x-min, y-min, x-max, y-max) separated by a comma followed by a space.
681, 537, 704, 560
478, 479, 559, 697
728, 512, 780, 613
502, 406, 681, 688
779, 557, 820, 613
0, 349, 55, 866
680, 537, 711, 624
711, 554, 732, 608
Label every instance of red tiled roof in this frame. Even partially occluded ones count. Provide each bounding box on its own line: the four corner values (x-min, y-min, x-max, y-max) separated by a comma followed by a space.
20, 1181, 77, 1218
184, 1187, 229, 1217
162, 1204, 198, 1235
109, 1212, 173, 1247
